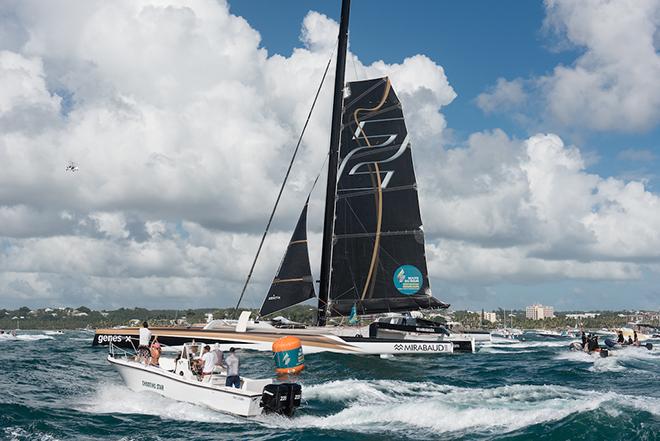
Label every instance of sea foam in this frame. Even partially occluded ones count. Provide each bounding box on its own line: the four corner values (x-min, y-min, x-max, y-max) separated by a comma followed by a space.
262, 379, 660, 436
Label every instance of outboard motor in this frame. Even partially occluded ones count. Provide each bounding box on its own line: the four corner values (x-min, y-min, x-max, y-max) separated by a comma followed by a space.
599, 349, 609, 358
260, 383, 302, 417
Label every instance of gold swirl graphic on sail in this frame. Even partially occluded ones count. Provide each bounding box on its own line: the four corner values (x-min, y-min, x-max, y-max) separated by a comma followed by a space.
352, 78, 392, 301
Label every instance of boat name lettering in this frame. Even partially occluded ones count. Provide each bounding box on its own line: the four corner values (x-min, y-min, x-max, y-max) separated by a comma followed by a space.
141, 380, 164, 391
97, 334, 131, 344
393, 343, 446, 352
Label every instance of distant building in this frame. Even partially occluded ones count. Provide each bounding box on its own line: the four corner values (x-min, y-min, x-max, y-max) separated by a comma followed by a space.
205, 313, 214, 323
565, 313, 600, 319
483, 312, 498, 323
526, 304, 555, 320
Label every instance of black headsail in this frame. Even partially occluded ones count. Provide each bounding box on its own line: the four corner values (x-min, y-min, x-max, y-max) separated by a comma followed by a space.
327, 77, 449, 317
259, 202, 316, 317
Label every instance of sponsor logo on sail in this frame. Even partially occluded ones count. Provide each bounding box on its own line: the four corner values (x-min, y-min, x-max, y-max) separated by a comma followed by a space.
393, 265, 422, 295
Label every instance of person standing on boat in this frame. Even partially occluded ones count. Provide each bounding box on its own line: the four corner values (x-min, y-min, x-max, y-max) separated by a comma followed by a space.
224, 347, 240, 388
633, 331, 640, 346
138, 321, 152, 363
200, 345, 215, 382
212, 343, 224, 368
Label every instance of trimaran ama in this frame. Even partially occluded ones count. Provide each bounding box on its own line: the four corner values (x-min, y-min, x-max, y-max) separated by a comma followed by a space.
94, 0, 475, 355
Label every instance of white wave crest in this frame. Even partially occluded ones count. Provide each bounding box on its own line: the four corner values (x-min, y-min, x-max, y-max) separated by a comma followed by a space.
477, 347, 536, 354
0, 334, 54, 341
555, 347, 659, 373
478, 340, 576, 351
77, 383, 236, 424
3, 427, 61, 441
262, 380, 660, 436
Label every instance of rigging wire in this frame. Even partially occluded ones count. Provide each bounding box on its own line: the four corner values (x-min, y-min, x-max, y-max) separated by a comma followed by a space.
233, 49, 336, 313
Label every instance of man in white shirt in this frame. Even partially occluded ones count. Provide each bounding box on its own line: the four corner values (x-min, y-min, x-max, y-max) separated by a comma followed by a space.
200, 345, 215, 383
137, 321, 152, 363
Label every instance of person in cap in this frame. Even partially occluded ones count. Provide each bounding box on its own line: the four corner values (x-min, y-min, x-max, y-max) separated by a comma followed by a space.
200, 345, 215, 383
223, 348, 240, 388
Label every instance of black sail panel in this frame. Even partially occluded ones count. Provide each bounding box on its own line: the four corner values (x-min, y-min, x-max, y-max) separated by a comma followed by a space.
328, 77, 449, 317
260, 203, 316, 317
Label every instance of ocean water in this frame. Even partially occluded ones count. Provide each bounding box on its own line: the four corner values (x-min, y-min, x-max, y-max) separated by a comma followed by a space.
1, 332, 659, 440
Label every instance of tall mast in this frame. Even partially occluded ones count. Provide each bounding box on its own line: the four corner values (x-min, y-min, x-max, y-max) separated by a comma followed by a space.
317, 0, 351, 326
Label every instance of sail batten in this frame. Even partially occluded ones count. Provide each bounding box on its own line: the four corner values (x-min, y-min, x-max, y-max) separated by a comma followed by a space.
259, 203, 316, 317
328, 77, 448, 317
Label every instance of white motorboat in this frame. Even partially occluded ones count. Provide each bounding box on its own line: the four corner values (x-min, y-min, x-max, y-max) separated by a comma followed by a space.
530, 329, 569, 339
108, 342, 302, 417
490, 328, 523, 340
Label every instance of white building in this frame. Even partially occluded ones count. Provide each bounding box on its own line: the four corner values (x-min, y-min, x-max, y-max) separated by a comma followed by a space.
565, 313, 600, 319
483, 311, 498, 323
526, 304, 555, 320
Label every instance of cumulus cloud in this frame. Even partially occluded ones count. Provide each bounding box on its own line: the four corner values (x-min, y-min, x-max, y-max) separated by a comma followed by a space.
0, 0, 458, 307
0, 0, 659, 309
421, 132, 660, 284
478, 0, 660, 133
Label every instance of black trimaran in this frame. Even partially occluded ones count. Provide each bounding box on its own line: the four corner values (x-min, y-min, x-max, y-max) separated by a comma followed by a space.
94, 0, 474, 354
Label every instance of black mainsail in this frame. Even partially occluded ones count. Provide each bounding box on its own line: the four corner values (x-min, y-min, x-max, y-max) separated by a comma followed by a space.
326, 77, 449, 317
260, 0, 448, 321
259, 202, 316, 317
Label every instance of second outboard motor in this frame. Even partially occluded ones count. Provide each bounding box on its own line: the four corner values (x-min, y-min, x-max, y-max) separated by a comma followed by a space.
260, 383, 302, 417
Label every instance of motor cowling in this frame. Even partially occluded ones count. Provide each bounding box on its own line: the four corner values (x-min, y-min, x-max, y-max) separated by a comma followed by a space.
260, 383, 302, 417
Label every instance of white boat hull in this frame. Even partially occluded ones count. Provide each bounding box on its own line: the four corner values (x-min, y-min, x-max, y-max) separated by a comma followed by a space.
108, 356, 265, 417
96, 325, 466, 355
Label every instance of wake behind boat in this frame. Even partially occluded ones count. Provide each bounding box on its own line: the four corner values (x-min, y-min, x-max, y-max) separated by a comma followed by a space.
108, 342, 302, 417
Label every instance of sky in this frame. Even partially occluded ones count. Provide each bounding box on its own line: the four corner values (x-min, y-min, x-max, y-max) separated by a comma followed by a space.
0, 0, 659, 311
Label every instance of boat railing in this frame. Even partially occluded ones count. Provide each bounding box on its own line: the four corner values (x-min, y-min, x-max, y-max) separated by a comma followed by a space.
108, 340, 137, 358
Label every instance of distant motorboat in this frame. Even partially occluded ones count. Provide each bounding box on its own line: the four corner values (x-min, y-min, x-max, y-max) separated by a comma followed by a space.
529, 329, 571, 339
604, 338, 653, 351
490, 328, 523, 340
619, 323, 656, 342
